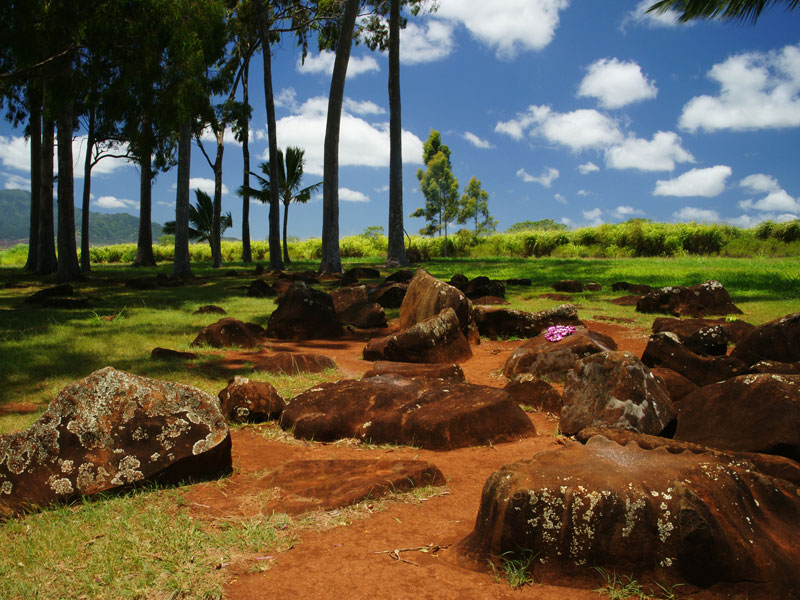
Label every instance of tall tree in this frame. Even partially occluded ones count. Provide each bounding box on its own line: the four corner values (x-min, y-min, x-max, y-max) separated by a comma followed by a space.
458, 176, 496, 234
385, 0, 407, 267
38, 112, 57, 275
172, 121, 193, 279
23, 85, 42, 272
163, 189, 233, 253
648, 0, 800, 22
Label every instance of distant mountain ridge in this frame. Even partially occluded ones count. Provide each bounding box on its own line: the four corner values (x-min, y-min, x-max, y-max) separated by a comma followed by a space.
0, 189, 163, 247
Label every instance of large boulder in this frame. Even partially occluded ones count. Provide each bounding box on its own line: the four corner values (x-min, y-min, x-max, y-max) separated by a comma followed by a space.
399, 269, 477, 344
636, 280, 742, 318
329, 285, 369, 314
652, 316, 755, 350
368, 282, 408, 308
650, 367, 698, 402
191, 318, 267, 349
730, 313, 800, 366
552, 279, 583, 293
641, 332, 747, 387
363, 308, 472, 364
0, 368, 231, 517
454, 435, 800, 598
330, 285, 387, 327
560, 351, 676, 436
675, 374, 800, 461
246, 279, 276, 298
463, 276, 506, 300
502, 326, 617, 381
266, 282, 344, 340
280, 376, 535, 450
361, 361, 466, 382
217, 376, 285, 423
252, 352, 337, 375
503, 375, 562, 414
474, 303, 582, 339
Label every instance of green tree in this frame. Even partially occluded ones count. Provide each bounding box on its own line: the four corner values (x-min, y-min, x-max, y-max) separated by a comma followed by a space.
242, 146, 321, 264
506, 219, 567, 233
163, 189, 232, 253
647, 0, 799, 22
458, 176, 496, 234
412, 130, 459, 256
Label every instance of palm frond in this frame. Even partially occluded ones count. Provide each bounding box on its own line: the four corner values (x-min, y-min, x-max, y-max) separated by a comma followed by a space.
648, 0, 800, 24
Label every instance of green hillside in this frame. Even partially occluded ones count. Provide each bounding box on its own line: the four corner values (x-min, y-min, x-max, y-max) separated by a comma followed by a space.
0, 189, 163, 246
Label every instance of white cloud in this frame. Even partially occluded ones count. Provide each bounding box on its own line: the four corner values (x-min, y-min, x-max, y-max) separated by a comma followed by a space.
623, 0, 687, 29
577, 189, 590, 196
4, 173, 31, 190
199, 125, 243, 147
0, 134, 131, 178
516, 166, 559, 188
740, 173, 780, 193
680, 43, 800, 132
555, 193, 567, 204
400, 20, 455, 64
339, 187, 369, 203
375, 185, 389, 193
95, 195, 138, 210
0, 136, 31, 172
298, 51, 380, 77
275, 87, 299, 112
654, 166, 732, 197
270, 95, 424, 176
578, 58, 658, 109
605, 131, 694, 171
463, 131, 494, 149
435, 0, 569, 59
673, 206, 720, 223
583, 207, 604, 226
613, 205, 644, 219
343, 98, 386, 116
738, 174, 800, 212
497, 105, 623, 151
578, 162, 600, 175
189, 178, 230, 197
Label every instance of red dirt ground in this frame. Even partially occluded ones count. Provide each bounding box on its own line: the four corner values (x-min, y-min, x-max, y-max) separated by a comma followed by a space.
185, 321, 659, 600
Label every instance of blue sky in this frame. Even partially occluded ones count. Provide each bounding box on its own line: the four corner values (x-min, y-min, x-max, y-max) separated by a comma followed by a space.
2, 1, 800, 241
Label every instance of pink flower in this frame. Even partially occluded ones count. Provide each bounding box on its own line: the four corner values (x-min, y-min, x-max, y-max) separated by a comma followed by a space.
544, 325, 576, 342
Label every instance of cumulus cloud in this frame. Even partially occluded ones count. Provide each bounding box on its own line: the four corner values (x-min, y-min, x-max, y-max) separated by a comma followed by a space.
680, 43, 800, 132
275, 87, 299, 112
0, 134, 132, 178
189, 178, 230, 197
654, 166, 732, 197
339, 187, 370, 203
496, 105, 623, 151
435, 0, 569, 58
606, 131, 694, 172
578, 58, 658, 109
739, 173, 800, 212
3, 173, 30, 190
400, 20, 455, 63
516, 166, 559, 187
269, 95, 424, 176
622, 0, 687, 29
463, 131, 494, 149
95, 195, 138, 210
555, 193, 568, 204
199, 126, 243, 147
344, 98, 386, 116
612, 205, 644, 219
298, 51, 380, 77
577, 189, 590, 196
583, 207, 604, 226
578, 162, 600, 175
673, 206, 720, 223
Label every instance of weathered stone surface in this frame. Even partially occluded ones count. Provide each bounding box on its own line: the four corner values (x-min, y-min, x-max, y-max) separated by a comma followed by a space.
585, 282, 602, 292
650, 367, 697, 402
193, 304, 227, 315
574, 427, 800, 487
609, 295, 640, 306
362, 361, 466, 382
474, 303, 582, 339
363, 308, 472, 364
330, 285, 369, 314
560, 351, 676, 436
191, 318, 267, 349
0, 368, 231, 517
502, 326, 617, 381
251, 352, 337, 375
454, 435, 800, 598
470, 296, 509, 306
464, 276, 506, 300
266, 282, 344, 340
246, 279, 276, 298
339, 302, 387, 329
675, 374, 800, 461
636, 280, 743, 318
368, 282, 408, 308
448, 273, 469, 290
730, 313, 800, 367
552, 279, 583, 293
280, 376, 535, 450
339, 272, 359, 287
652, 316, 755, 347
399, 269, 477, 343
150, 347, 200, 361
384, 269, 414, 283
503, 375, 562, 414
651, 318, 729, 356
641, 332, 746, 387
344, 267, 381, 280
218, 376, 285, 423
746, 360, 800, 375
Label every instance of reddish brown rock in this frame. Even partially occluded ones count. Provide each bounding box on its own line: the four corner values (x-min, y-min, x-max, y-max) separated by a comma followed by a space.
280, 376, 535, 450
636, 280, 743, 318
470, 296, 509, 306
368, 282, 408, 308
447, 273, 469, 290
339, 302, 387, 329
552, 279, 583, 293
474, 303, 582, 339
454, 435, 800, 599
561, 351, 676, 436
399, 269, 477, 343
193, 304, 227, 315
344, 267, 381, 280
730, 313, 800, 366
651, 318, 730, 355
641, 332, 747, 387
747, 360, 800, 375
650, 367, 697, 402
150, 347, 200, 361
246, 279, 276, 298
363, 308, 472, 364
266, 282, 343, 340
609, 295, 641, 306
0, 368, 231, 517
675, 373, 800, 461
330, 285, 369, 314
361, 361, 466, 382
503, 375, 562, 414
191, 318, 267, 349
464, 276, 506, 299
385, 269, 414, 283
652, 316, 755, 347
252, 352, 337, 375
585, 282, 602, 292
502, 326, 617, 381
217, 376, 285, 422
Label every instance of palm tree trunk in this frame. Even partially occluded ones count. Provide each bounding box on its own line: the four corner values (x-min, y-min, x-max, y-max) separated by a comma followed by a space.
241, 58, 252, 264
37, 113, 57, 275
172, 121, 193, 279
282, 200, 291, 264
212, 132, 224, 268
386, 0, 407, 268
80, 108, 95, 273
134, 113, 156, 266
320, 0, 359, 275
24, 86, 42, 272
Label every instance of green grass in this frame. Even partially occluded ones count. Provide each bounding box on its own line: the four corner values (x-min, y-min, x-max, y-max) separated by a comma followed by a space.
593, 568, 685, 600
489, 550, 538, 588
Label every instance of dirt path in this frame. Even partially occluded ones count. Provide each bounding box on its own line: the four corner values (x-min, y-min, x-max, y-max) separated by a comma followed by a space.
186, 321, 651, 599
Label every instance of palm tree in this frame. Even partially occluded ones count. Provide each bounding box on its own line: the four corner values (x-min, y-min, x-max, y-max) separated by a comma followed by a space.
242, 146, 321, 264
647, 0, 799, 23
163, 189, 233, 255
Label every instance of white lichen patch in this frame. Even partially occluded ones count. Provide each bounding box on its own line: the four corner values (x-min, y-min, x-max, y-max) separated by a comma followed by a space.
622, 496, 646, 538
1, 481, 12, 494
47, 475, 74, 495
58, 459, 74, 474
111, 455, 144, 486
149, 452, 161, 463
132, 427, 149, 441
